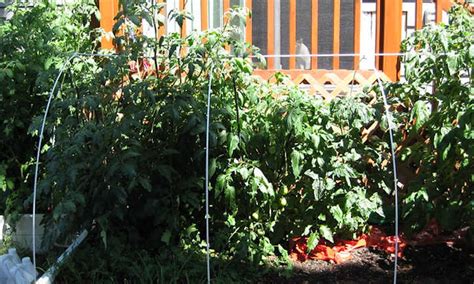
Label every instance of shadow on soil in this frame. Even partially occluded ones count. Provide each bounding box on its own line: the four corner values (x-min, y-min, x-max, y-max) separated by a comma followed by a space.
263, 245, 473, 284
41, 229, 473, 284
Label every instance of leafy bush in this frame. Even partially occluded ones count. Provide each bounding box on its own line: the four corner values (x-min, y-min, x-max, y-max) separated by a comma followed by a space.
0, 0, 100, 218
32, 3, 392, 270
2, 0, 471, 281
388, 5, 473, 233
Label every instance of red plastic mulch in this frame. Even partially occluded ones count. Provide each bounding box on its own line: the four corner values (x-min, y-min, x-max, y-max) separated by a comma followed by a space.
289, 219, 469, 264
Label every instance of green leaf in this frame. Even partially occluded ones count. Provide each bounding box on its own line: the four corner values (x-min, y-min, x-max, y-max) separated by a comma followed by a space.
161, 230, 171, 245
138, 177, 152, 192
277, 244, 290, 260
303, 225, 313, 236
311, 134, 321, 149
290, 150, 303, 178
6, 179, 14, 190
411, 100, 431, 132
446, 54, 459, 75
330, 205, 344, 224
253, 168, 274, 196
157, 165, 174, 183
311, 174, 323, 201
140, 11, 153, 27
44, 57, 54, 70
128, 15, 141, 26
168, 44, 178, 59
228, 134, 239, 157
112, 18, 125, 33
94, 10, 101, 21
215, 174, 227, 196
307, 232, 319, 252
209, 158, 217, 178
0, 175, 5, 192
101, 230, 107, 249
226, 215, 236, 227
319, 225, 334, 243
238, 167, 249, 180
224, 185, 236, 209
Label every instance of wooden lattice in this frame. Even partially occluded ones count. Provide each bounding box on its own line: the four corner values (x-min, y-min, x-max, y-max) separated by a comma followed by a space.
253, 70, 391, 101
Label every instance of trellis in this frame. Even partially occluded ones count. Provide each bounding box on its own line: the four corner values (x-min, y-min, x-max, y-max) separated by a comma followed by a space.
253, 69, 391, 101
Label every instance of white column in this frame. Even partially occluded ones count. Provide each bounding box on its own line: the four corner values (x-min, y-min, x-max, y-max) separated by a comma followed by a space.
274, 0, 281, 69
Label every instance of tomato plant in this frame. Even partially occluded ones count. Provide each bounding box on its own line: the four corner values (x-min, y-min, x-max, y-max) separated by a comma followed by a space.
388, 5, 473, 233
0, 0, 100, 220
1, 1, 471, 280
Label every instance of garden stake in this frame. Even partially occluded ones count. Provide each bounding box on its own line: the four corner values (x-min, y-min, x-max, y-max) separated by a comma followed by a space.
32, 52, 78, 271
32, 52, 118, 276
370, 57, 400, 284
204, 66, 214, 284
344, 55, 401, 283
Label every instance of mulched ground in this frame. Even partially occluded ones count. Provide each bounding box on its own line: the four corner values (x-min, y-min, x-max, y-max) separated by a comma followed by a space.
262, 244, 473, 283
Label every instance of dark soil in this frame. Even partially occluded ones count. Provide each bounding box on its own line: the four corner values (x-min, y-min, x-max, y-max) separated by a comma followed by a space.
262, 244, 474, 283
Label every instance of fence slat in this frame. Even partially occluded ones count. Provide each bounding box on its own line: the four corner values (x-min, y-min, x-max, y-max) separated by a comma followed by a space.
99, 0, 119, 49
224, 0, 231, 21
267, 0, 275, 69
436, 0, 442, 23
354, 0, 361, 70
333, 0, 341, 69
375, 0, 381, 69
246, 0, 252, 45
201, 0, 208, 31
180, 0, 186, 37
381, 0, 402, 81
158, 0, 166, 36
415, 0, 423, 30
289, 0, 296, 69
311, 0, 318, 69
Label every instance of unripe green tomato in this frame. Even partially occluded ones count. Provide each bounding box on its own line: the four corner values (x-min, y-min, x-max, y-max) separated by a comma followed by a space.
279, 197, 287, 207
281, 185, 289, 195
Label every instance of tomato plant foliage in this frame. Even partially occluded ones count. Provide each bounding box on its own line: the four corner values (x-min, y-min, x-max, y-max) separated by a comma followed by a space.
19, 3, 392, 263
388, 5, 473, 233
0, 1, 472, 279
0, 0, 100, 219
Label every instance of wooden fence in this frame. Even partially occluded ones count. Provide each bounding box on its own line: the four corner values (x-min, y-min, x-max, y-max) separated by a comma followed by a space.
99, 0, 463, 81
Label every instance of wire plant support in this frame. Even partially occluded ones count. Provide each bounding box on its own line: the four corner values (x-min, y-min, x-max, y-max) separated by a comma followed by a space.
204, 65, 214, 284
33, 51, 405, 283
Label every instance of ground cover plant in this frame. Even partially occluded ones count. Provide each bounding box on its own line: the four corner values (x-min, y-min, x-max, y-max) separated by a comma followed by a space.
0, 0, 472, 282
